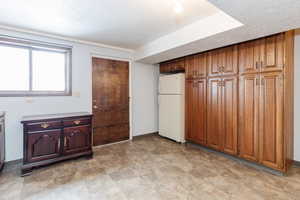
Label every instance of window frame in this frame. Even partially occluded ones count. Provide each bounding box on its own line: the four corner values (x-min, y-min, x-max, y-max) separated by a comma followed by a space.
0, 36, 72, 97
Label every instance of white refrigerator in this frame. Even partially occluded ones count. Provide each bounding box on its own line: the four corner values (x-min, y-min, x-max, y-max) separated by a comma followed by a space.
158, 73, 185, 143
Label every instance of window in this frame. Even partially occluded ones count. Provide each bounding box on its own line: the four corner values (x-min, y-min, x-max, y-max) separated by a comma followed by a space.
0, 36, 72, 96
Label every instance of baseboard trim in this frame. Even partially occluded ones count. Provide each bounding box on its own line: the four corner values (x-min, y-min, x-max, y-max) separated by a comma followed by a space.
5, 158, 22, 165
2, 159, 23, 173
186, 142, 285, 176
93, 139, 131, 149
293, 160, 300, 167
132, 132, 158, 139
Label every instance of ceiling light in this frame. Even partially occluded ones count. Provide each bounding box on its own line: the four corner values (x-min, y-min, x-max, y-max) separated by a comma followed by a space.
174, 1, 184, 14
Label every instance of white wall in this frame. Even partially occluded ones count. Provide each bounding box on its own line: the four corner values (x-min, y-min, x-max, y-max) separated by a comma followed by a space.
294, 30, 300, 161
0, 29, 159, 161
131, 63, 159, 136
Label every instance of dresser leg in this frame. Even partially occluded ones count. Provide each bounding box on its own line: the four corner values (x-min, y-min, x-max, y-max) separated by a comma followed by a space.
86, 153, 93, 160
21, 167, 33, 176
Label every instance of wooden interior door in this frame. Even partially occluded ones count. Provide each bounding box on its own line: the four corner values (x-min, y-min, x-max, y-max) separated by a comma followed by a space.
238, 39, 262, 74
259, 72, 284, 170
261, 33, 285, 72
92, 57, 129, 146
185, 79, 206, 145
222, 76, 238, 155
239, 74, 260, 161
207, 78, 222, 150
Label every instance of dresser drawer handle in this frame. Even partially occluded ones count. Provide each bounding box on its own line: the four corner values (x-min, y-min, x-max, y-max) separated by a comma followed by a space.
41, 123, 50, 129
74, 120, 81, 125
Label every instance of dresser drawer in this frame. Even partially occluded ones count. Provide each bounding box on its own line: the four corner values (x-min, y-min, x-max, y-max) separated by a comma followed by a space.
26, 121, 62, 131
63, 118, 91, 127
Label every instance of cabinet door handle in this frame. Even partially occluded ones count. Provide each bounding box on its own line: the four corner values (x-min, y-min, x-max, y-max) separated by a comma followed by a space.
74, 120, 81, 125
64, 136, 67, 147
256, 78, 260, 86
41, 123, 50, 129
58, 139, 61, 149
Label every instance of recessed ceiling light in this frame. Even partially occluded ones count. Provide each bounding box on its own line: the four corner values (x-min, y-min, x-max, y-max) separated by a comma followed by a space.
174, 1, 184, 14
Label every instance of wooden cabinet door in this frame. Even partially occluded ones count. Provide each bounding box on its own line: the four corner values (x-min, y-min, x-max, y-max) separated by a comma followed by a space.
160, 63, 167, 73
259, 72, 284, 170
207, 78, 222, 150
27, 130, 61, 163
185, 79, 207, 145
186, 54, 207, 79
208, 49, 222, 76
222, 76, 238, 155
222, 45, 238, 76
175, 58, 185, 71
195, 53, 207, 78
185, 56, 195, 79
238, 40, 262, 74
239, 74, 260, 161
261, 33, 285, 72
63, 125, 91, 155
208, 46, 238, 77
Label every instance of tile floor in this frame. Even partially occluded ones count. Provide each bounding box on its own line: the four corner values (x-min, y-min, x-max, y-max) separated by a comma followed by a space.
0, 134, 300, 200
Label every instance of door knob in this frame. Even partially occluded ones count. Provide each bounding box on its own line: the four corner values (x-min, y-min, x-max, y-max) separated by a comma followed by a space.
93, 105, 98, 109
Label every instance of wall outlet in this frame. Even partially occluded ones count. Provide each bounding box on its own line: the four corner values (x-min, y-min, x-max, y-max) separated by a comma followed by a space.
73, 92, 81, 97
25, 97, 34, 103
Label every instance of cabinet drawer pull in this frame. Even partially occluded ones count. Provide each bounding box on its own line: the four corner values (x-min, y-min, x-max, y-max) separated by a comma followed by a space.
64, 136, 67, 147
41, 123, 50, 129
74, 120, 81, 125
58, 139, 61, 149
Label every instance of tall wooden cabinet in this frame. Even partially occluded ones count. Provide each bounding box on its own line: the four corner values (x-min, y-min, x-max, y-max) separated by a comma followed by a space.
161, 30, 294, 173
207, 78, 222, 150
185, 79, 206, 145
259, 72, 284, 170
239, 74, 260, 162
207, 77, 238, 155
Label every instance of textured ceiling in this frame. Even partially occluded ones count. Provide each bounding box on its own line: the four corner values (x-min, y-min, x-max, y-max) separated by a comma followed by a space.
0, 0, 218, 49
135, 0, 300, 64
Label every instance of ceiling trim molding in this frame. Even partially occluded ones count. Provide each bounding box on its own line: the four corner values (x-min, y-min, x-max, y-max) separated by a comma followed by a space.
0, 24, 134, 53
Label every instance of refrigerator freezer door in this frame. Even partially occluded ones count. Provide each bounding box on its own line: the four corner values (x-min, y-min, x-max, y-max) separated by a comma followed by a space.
159, 94, 185, 143
159, 73, 185, 95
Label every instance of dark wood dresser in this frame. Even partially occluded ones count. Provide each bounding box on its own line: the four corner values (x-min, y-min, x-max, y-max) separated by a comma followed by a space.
21, 112, 93, 176
0, 112, 5, 172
